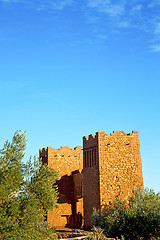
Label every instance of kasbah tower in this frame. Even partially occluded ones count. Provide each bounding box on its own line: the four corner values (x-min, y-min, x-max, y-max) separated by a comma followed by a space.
40, 130, 144, 229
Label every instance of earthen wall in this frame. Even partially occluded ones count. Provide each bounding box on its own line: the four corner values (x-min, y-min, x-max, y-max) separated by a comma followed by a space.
39, 146, 83, 228
98, 131, 143, 206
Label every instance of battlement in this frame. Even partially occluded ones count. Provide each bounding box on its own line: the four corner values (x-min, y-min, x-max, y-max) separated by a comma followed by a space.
74, 146, 82, 150
40, 146, 82, 155
39, 147, 47, 153
40, 144, 83, 178
128, 130, 139, 135
39, 147, 47, 157
83, 134, 97, 141
109, 130, 139, 136
83, 131, 139, 141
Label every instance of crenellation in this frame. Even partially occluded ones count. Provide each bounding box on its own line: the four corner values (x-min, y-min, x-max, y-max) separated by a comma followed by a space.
74, 146, 82, 151
83, 133, 99, 142
112, 131, 125, 135
39, 147, 47, 154
83, 136, 89, 141
89, 134, 96, 140
132, 130, 139, 134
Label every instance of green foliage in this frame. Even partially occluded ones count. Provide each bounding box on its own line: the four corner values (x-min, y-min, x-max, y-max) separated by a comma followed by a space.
92, 188, 160, 240
0, 131, 58, 240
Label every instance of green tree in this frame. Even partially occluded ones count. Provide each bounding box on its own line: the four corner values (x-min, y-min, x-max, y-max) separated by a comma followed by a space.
0, 131, 58, 240
92, 188, 160, 240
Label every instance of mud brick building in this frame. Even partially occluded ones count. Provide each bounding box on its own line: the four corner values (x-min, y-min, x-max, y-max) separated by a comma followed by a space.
39, 130, 143, 229
39, 146, 83, 228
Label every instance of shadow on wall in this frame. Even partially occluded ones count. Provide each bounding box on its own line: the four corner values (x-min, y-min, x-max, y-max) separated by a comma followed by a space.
56, 171, 83, 228
57, 174, 74, 204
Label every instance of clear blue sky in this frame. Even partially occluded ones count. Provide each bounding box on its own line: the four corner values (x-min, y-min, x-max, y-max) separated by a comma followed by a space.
0, 0, 160, 193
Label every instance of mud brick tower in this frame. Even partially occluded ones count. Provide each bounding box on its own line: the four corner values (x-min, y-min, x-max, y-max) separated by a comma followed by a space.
83, 131, 143, 229
40, 130, 143, 229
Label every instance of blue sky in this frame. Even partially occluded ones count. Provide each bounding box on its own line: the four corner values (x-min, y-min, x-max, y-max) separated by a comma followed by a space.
0, 0, 160, 192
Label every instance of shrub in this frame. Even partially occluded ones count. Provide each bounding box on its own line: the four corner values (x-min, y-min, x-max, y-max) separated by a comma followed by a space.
92, 188, 160, 240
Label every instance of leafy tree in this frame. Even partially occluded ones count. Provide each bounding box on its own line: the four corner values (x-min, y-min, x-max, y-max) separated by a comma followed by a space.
0, 131, 58, 240
92, 188, 160, 240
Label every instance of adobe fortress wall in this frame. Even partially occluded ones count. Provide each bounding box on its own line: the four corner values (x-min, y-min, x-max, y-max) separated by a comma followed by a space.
39, 146, 83, 227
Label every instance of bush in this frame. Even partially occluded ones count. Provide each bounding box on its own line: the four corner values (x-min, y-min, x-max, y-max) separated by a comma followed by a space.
92, 188, 160, 240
